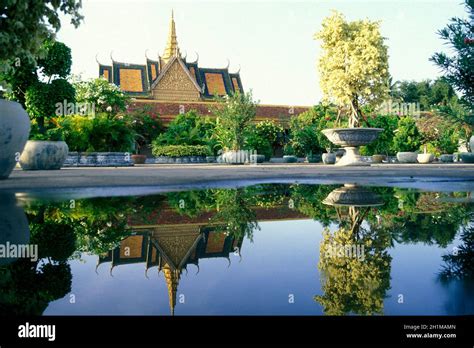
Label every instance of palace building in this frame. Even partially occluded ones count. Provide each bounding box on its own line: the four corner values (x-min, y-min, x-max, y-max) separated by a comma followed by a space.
97, 11, 309, 125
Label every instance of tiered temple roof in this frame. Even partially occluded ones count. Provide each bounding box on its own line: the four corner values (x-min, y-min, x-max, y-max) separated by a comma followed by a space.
97, 11, 243, 100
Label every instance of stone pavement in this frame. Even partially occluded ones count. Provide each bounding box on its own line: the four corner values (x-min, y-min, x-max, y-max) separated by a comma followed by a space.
1, 163, 474, 197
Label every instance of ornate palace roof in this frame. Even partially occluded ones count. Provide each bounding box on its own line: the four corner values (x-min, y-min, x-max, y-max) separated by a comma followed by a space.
97, 11, 243, 100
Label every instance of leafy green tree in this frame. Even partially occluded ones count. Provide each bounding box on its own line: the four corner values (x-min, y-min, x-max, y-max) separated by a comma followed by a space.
431, 0, 474, 110
0, 0, 83, 77
213, 91, 257, 151
21, 40, 75, 139
314, 11, 389, 127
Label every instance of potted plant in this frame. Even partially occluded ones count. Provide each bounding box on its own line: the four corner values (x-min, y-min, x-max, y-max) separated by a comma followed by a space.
18, 41, 75, 170
322, 147, 336, 164
393, 116, 422, 163
315, 12, 388, 166
213, 92, 257, 164
0, 1, 82, 177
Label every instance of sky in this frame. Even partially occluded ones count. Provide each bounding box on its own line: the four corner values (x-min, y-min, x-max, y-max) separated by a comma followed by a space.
57, 0, 466, 106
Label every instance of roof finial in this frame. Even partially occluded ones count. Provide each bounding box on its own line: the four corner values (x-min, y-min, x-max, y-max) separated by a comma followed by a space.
162, 10, 180, 64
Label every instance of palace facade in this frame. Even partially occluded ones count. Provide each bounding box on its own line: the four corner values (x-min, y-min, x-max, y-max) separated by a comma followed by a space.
97, 11, 309, 125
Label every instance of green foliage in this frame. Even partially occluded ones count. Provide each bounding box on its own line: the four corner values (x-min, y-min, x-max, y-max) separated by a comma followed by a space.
0, 53, 37, 106
244, 120, 284, 159
287, 104, 337, 156
11, 39, 76, 140
59, 113, 135, 152
291, 184, 338, 227
154, 111, 217, 153
440, 222, 474, 280
392, 116, 422, 152
151, 144, 211, 157
213, 91, 258, 151
315, 11, 389, 127
25, 79, 75, 121
37, 40, 72, 78
212, 189, 259, 241
125, 105, 163, 152
360, 114, 399, 156
0, 0, 82, 77
74, 78, 130, 114
431, 0, 474, 110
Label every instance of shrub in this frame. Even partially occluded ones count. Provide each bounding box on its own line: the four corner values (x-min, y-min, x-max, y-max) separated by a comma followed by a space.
74, 78, 130, 114
125, 105, 163, 152
151, 144, 211, 157
59, 113, 135, 152
244, 120, 284, 159
154, 110, 215, 149
360, 114, 399, 156
392, 116, 422, 152
287, 104, 337, 156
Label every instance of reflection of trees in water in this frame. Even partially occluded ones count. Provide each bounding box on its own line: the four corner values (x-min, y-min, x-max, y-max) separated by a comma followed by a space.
315, 224, 392, 315
0, 205, 74, 316
290, 184, 339, 227
212, 189, 259, 241
370, 189, 471, 247
315, 186, 392, 315
440, 219, 474, 280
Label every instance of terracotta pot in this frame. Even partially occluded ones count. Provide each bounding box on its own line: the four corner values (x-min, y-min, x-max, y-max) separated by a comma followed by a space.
131, 154, 146, 164
372, 154, 385, 163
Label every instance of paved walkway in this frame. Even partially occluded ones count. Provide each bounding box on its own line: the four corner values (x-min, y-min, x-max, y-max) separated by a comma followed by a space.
1, 164, 474, 197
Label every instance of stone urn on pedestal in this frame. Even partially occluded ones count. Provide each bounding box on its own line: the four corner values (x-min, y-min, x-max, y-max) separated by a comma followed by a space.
322, 128, 383, 166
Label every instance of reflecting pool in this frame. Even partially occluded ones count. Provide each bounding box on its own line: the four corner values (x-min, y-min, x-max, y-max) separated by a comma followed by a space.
1, 184, 473, 315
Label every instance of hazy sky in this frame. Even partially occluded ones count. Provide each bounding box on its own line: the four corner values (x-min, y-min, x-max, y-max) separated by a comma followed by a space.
57, 0, 465, 105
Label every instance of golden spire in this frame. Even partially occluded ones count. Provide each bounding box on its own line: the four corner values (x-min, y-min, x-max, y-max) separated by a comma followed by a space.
163, 264, 180, 316
162, 10, 181, 64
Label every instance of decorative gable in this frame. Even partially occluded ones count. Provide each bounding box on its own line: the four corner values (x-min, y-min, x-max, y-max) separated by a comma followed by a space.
151, 57, 201, 102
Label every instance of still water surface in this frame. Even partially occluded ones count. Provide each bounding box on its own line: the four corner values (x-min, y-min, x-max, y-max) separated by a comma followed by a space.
1, 184, 473, 315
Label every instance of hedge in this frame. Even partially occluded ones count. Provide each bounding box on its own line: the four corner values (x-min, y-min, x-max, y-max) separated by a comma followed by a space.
151, 144, 211, 157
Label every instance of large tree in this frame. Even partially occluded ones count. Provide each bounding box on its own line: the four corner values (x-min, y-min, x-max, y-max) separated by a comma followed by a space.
0, 0, 83, 72
431, 0, 474, 110
314, 11, 389, 127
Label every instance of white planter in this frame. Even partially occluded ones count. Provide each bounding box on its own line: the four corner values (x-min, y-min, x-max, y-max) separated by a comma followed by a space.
222, 150, 249, 164
417, 153, 433, 164
0, 100, 31, 179
322, 153, 336, 164
19, 140, 69, 170
397, 152, 418, 163
470, 135, 474, 153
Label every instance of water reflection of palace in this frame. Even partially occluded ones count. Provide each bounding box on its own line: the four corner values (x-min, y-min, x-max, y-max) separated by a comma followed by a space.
96, 200, 307, 314
97, 228, 242, 315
